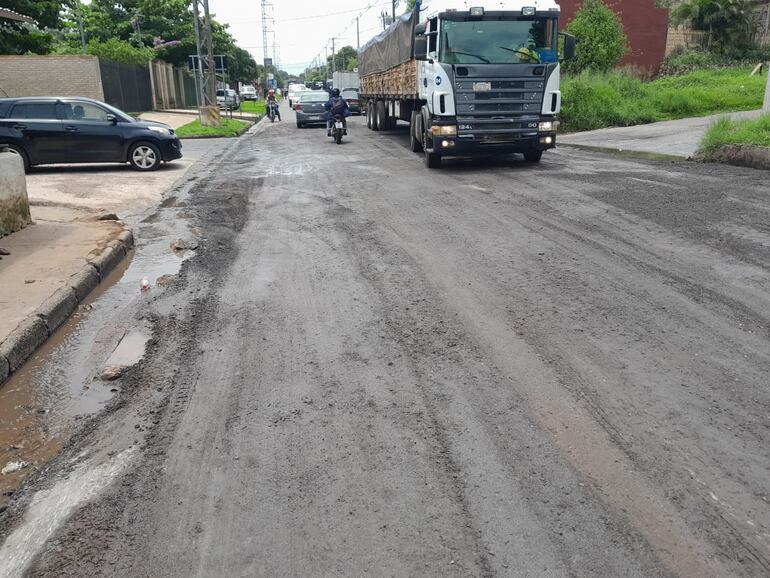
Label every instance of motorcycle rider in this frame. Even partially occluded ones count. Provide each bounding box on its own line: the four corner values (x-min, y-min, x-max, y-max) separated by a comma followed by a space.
266, 89, 281, 121
324, 88, 350, 136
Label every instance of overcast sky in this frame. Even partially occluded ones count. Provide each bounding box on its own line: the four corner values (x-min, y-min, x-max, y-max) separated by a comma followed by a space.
208, 0, 397, 74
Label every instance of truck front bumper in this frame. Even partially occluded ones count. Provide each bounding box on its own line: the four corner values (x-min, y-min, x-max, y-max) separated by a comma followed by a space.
428, 132, 557, 156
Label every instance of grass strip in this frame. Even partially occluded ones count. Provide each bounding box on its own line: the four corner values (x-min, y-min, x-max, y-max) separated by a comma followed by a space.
699, 114, 770, 156
561, 67, 765, 132
175, 117, 251, 138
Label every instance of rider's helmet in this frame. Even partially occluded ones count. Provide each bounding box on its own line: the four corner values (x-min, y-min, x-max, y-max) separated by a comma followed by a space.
331, 88, 340, 97
268, 89, 275, 95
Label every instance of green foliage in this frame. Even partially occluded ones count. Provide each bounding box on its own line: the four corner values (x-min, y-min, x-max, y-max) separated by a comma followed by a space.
0, 0, 61, 54
671, 0, 756, 51
699, 114, 770, 155
661, 46, 770, 75
86, 38, 156, 66
563, 0, 627, 75
561, 67, 765, 132
328, 46, 358, 72
175, 117, 251, 138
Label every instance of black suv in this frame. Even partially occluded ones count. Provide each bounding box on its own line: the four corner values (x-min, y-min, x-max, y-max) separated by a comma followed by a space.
0, 97, 182, 171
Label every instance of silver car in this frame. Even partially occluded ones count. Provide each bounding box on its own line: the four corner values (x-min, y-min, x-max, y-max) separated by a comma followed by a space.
294, 91, 329, 128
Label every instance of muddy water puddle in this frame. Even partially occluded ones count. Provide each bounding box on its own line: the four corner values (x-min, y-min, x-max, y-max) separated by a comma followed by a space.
0, 196, 199, 508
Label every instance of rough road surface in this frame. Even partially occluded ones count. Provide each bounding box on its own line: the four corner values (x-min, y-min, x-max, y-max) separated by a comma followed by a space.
1, 110, 769, 577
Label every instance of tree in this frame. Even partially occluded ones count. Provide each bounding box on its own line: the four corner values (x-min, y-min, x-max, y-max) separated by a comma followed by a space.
0, 0, 61, 54
671, 0, 756, 51
563, 0, 627, 75
327, 45, 357, 73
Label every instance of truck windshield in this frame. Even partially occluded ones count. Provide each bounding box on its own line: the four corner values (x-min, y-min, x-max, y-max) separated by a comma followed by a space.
439, 18, 557, 64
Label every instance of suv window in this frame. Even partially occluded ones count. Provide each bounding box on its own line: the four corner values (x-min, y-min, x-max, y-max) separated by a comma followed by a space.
9, 102, 58, 120
62, 102, 110, 121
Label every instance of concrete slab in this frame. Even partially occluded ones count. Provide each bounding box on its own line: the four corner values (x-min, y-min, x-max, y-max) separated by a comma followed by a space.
560, 110, 763, 158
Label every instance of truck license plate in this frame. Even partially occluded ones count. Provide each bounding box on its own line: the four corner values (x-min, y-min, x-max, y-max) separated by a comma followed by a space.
473, 82, 492, 92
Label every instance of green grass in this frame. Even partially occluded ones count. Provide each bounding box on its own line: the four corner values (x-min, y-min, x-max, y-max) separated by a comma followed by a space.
561, 67, 765, 132
699, 114, 770, 156
239, 100, 266, 115
175, 117, 251, 138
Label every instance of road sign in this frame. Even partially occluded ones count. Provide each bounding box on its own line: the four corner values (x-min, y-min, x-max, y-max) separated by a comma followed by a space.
188, 54, 228, 72
264, 57, 273, 67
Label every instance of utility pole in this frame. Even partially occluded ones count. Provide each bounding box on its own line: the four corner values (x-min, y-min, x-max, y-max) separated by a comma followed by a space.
192, 0, 219, 126
73, 0, 87, 53
331, 37, 336, 79
356, 17, 360, 50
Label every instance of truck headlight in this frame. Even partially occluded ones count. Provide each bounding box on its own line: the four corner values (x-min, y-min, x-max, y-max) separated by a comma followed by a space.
431, 125, 457, 136
539, 121, 558, 131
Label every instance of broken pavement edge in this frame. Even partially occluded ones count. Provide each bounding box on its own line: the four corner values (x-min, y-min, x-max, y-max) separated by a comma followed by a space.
0, 228, 135, 385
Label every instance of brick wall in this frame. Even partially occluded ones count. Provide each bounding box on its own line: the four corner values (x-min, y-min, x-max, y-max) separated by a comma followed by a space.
559, 0, 670, 72
0, 55, 104, 100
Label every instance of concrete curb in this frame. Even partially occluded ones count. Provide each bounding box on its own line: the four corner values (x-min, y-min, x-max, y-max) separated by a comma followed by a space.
0, 227, 135, 386
559, 143, 689, 162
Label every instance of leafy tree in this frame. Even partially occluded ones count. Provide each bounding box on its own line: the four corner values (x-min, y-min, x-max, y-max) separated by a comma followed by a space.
327, 45, 357, 73
671, 0, 756, 51
563, 0, 627, 75
0, 0, 60, 54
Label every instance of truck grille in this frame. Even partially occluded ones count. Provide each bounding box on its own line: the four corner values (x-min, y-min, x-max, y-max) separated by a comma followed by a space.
454, 76, 545, 139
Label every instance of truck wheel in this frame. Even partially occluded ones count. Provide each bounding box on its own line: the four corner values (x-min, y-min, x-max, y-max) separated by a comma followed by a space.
367, 102, 374, 130
376, 101, 387, 132
523, 150, 543, 163
410, 111, 423, 152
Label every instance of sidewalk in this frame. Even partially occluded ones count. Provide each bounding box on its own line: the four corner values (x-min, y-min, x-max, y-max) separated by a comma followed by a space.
142, 109, 262, 124
559, 110, 763, 158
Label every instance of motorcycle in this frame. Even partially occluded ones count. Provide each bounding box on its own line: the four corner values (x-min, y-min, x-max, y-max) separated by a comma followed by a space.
330, 113, 345, 144
266, 101, 278, 123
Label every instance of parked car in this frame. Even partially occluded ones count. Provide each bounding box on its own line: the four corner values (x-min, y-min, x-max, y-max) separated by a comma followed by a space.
341, 88, 361, 115
295, 91, 331, 128
216, 89, 240, 110
240, 86, 257, 101
0, 97, 182, 171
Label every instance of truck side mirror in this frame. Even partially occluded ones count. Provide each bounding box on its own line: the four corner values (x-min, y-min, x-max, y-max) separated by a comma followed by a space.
560, 33, 576, 60
414, 35, 428, 61
414, 23, 426, 35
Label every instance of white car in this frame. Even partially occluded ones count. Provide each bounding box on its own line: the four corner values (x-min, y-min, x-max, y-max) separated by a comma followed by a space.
288, 85, 309, 109
216, 89, 240, 110
241, 86, 257, 101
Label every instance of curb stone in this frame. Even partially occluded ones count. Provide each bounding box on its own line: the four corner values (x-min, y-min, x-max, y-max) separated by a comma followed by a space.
0, 227, 135, 386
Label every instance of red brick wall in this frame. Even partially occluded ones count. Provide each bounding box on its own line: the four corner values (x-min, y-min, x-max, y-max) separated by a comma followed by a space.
558, 0, 669, 72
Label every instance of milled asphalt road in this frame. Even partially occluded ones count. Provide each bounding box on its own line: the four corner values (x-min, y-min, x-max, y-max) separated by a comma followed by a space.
1, 107, 769, 577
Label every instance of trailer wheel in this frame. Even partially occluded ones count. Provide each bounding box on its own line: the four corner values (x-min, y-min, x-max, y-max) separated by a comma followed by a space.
376, 100, 387, 132
366, 102, 374, 130
410, 111, 423, 152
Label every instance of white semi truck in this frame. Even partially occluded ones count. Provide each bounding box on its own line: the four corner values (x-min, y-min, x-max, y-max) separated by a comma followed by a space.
358, 0, 574, 168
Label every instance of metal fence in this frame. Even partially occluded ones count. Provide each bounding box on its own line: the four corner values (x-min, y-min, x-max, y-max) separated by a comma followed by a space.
99, 59, 153, 113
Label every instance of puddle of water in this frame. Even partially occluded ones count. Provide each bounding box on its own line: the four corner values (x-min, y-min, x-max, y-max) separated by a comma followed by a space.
0, 257, 133, 507
0, 447, 136, 577
0, 175, 197, 511
105, 330, 148, 368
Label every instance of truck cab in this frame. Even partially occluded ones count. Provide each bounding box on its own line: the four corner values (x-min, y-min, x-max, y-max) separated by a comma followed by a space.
414, 0, 571, 165
359, 0, 574, 168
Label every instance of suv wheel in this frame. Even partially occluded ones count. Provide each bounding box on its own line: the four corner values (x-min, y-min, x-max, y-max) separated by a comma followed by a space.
129, 142, 161, 171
